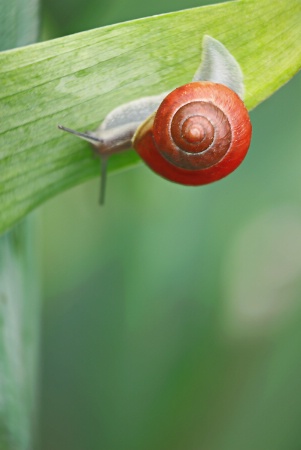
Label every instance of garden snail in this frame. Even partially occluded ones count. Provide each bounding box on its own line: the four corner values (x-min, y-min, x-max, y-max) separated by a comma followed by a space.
59, 36, 252, 203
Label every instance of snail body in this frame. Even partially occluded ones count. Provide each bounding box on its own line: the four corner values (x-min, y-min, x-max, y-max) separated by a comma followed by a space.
58, 36, 252, 203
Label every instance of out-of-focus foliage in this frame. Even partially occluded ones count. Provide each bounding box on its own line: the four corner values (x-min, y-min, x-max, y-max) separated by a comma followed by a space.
0, 0, 39, 50
0, 0, 40, 449
42, 0, 224, 37
36, 1, 301, 450
0, 221, 39, 450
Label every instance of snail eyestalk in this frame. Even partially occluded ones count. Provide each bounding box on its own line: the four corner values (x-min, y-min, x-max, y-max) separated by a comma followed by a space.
99, 156, 108, 205
58, 125, 102, 145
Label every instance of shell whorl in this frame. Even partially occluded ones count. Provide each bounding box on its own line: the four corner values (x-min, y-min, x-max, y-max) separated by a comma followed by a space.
133, 81, 252, 186
153, 82, 234, 170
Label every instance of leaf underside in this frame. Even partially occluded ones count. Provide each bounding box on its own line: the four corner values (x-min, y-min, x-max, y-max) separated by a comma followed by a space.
0, 0, 300, 234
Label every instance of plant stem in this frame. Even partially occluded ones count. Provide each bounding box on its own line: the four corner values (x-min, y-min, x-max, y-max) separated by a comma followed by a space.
0, 218, 40, 450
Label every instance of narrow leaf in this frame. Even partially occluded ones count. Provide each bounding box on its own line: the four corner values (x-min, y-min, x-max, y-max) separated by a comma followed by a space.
0, 0, 300, 234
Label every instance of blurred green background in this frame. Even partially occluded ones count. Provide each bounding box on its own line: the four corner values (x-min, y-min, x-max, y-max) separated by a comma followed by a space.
38, 1, 301, 449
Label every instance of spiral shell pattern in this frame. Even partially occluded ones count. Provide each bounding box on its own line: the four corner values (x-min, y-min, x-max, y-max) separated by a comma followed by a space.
163, 100, 232, 170
133, 81, 252, 186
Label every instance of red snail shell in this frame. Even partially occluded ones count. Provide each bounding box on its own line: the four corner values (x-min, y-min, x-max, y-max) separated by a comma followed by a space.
133, 81, 252, 185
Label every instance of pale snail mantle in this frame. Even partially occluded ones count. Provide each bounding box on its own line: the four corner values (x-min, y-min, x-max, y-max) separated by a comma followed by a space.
58, 36, 252, 204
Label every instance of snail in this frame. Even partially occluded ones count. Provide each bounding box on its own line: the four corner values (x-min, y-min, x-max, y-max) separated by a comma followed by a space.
59, 36, 252, 203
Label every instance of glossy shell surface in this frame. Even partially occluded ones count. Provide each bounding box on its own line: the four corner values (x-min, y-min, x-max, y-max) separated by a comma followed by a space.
133, 81, 252, 185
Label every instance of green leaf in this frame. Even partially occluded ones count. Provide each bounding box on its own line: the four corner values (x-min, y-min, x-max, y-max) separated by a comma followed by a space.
0, 0, 41, 448
0, 0, 39, 51
0, 219, 40, 450
0, 0, 300, 235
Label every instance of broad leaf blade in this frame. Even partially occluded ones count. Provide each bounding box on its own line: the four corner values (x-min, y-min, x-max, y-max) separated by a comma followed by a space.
0, 0, 300, 234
